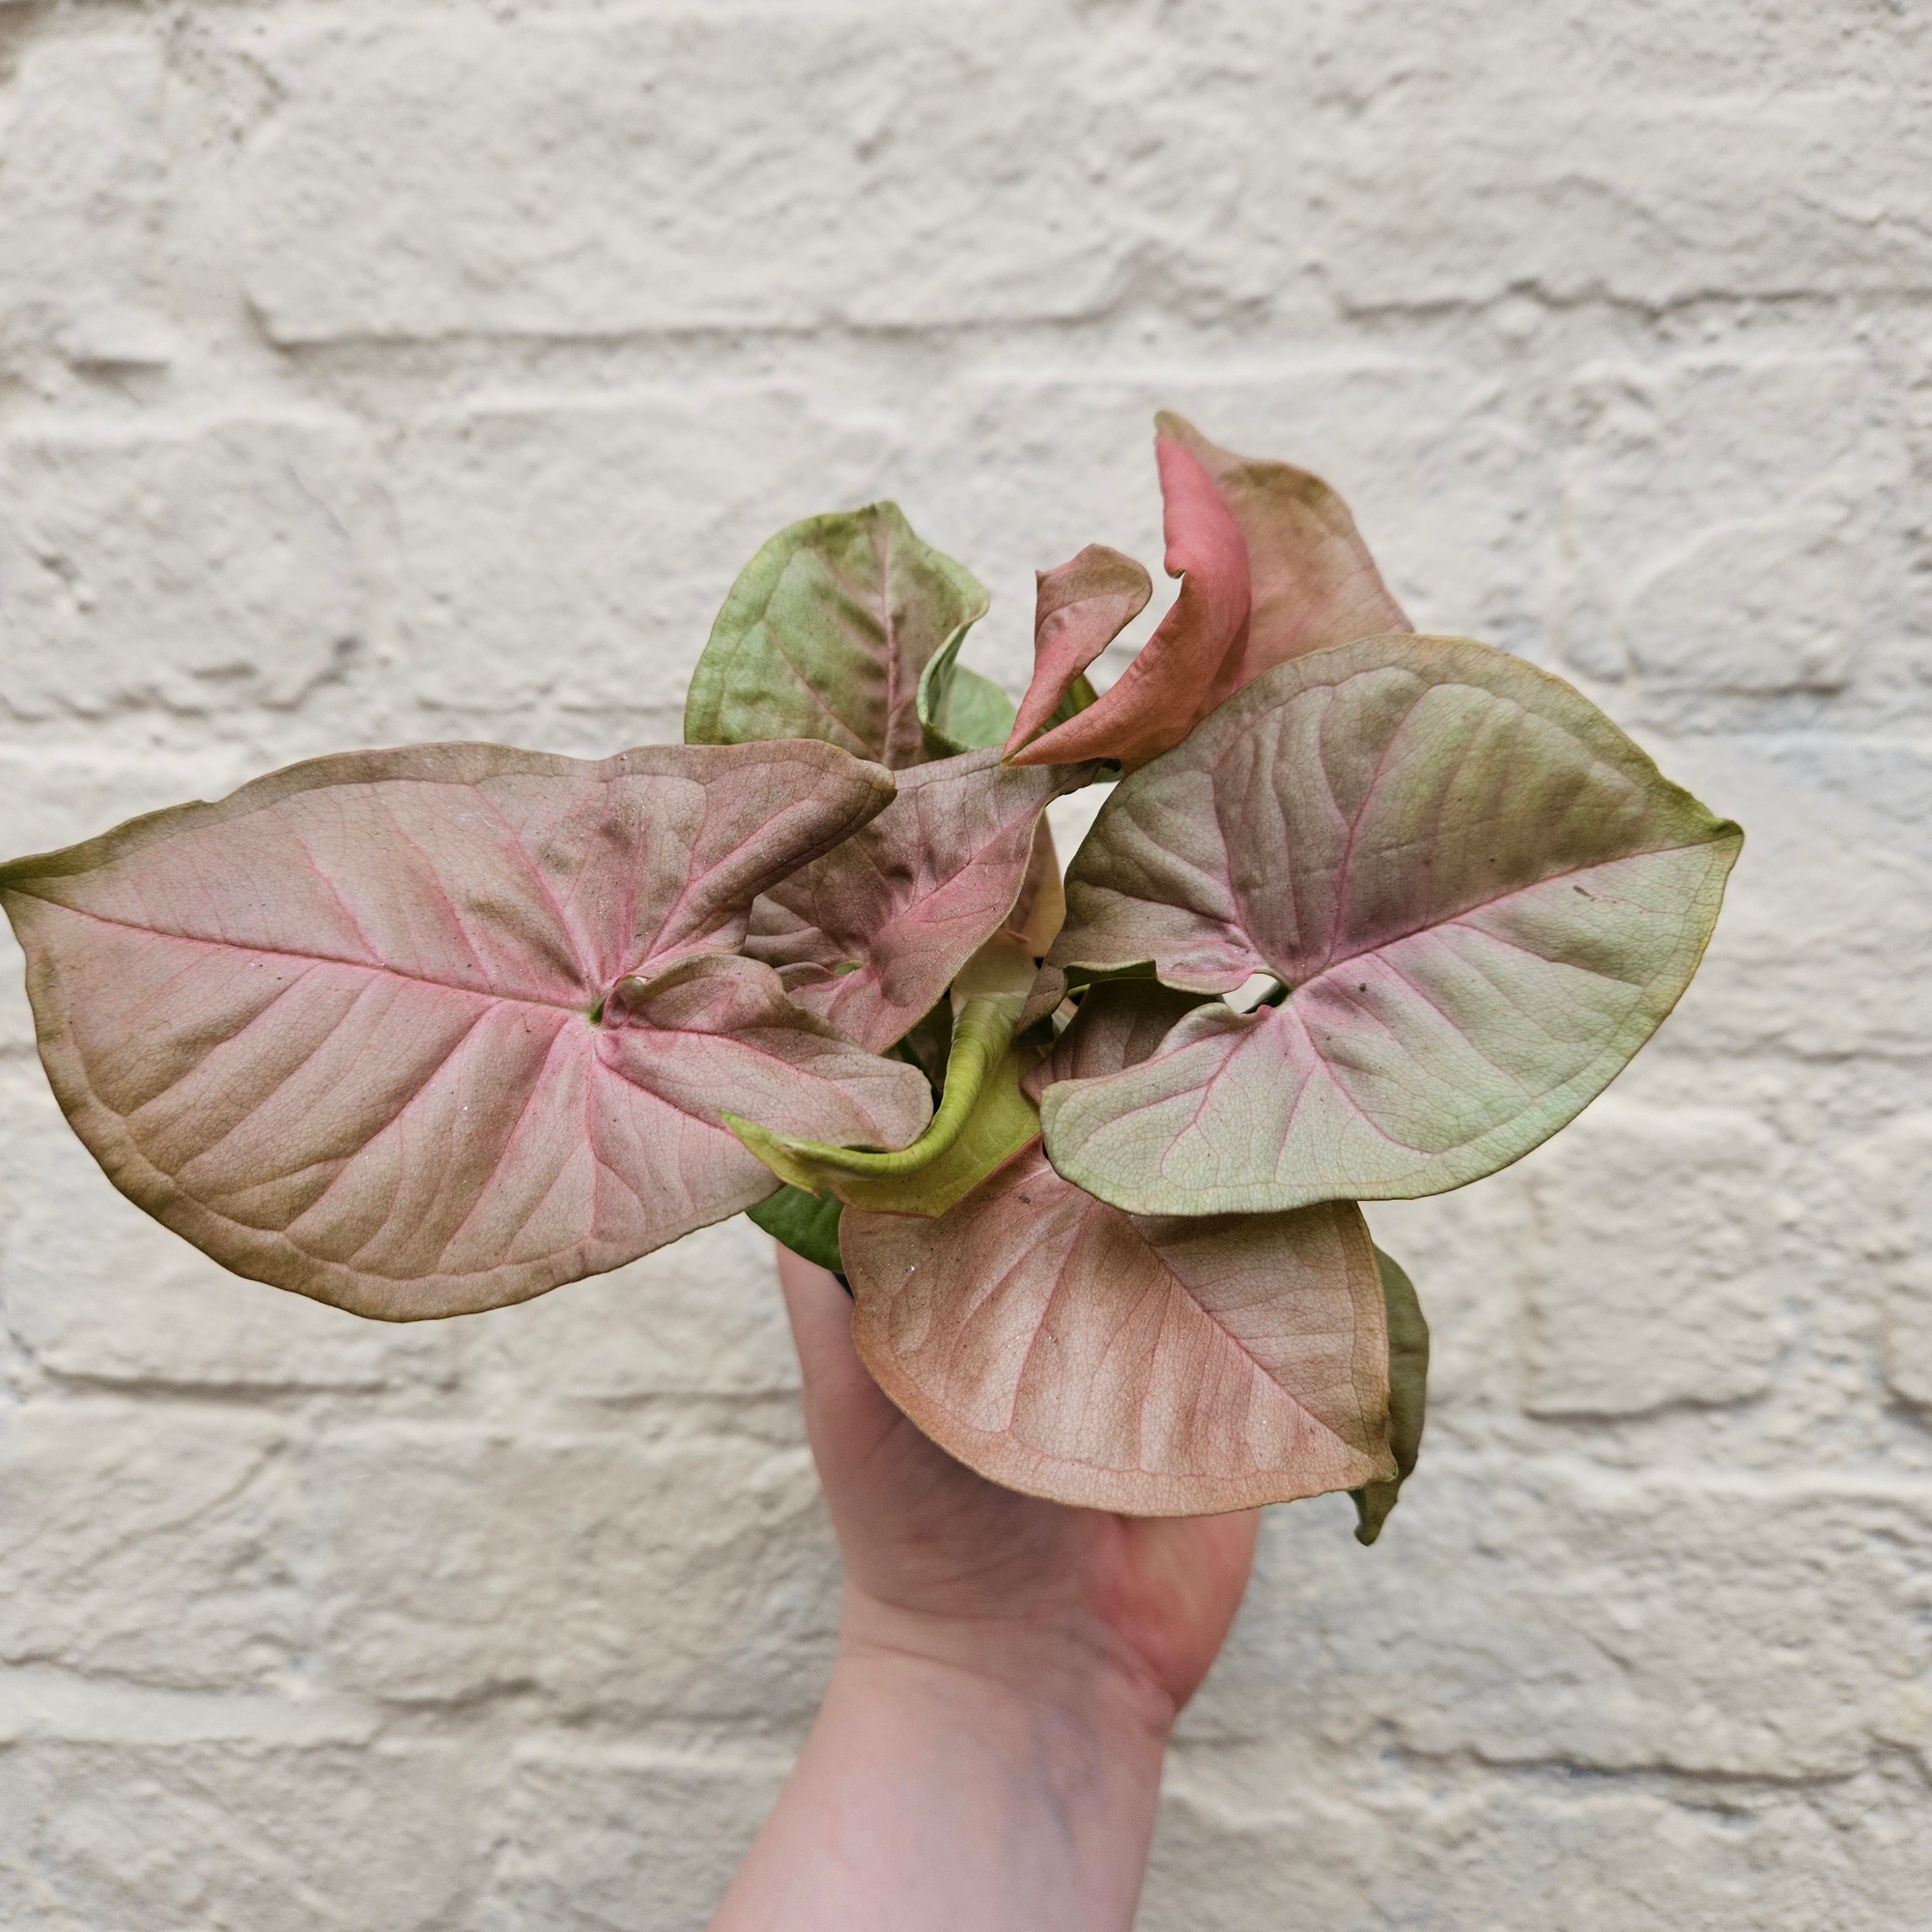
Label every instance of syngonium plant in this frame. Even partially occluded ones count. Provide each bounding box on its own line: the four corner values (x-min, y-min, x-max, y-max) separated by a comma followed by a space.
0, 415, 1741, 1539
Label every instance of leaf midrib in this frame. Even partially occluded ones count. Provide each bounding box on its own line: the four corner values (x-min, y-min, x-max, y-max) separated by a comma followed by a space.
32, 899, 598, 1017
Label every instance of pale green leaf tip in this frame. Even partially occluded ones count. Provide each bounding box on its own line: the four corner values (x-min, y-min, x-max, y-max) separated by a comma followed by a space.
722, 992, 1016, 1193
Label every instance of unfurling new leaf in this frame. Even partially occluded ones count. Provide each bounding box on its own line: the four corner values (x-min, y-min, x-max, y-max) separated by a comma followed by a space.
1006, 414, 1410, 769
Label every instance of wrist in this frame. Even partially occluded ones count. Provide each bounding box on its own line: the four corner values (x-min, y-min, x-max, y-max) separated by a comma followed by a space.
834, 1583, 1181, 1758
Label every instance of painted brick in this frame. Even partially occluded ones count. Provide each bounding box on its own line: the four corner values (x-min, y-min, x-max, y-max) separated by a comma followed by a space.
1185, 1469, 1932, 1779
479, 1746, 788, 1932
0, 36, 171, 376
1845, 1113, 1932, 1412
457, 1215, 801, 1404
1297, 93, 1932, 313
1517, 1098, 1789, 1417
311, 1424, 839, 1718
0, 1740, 485, 1931
238, 10, 1187, 342
0, 419, 380, 723
391, 389, 894, 724
1144, 1745, 1932, 1932
1611, 737, 1932, 1066
1557, 354, 1911, 717
0, 1404, 306, 1692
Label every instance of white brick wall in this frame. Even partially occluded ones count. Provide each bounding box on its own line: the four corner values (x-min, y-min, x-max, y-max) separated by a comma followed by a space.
1, 3, 1927, 1924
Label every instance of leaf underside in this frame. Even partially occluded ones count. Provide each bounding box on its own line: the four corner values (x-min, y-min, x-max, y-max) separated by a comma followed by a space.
1042, 633, 1742, 1215
839, 983, 1395, 1515
0, 741, 932, 1321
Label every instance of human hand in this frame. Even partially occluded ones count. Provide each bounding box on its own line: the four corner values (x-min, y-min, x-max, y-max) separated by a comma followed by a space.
708, 1248, 1260, 1930
776, 1246, 1260, 1729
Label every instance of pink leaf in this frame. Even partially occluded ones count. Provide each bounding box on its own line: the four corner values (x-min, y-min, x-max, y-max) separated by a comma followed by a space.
1007, 435, 1251, 768
1007, 413, 1410, 768
841, 982, 1393, 1515
744, 748, 1089, 1054
1003, 545, 1152, 753
0, 741, 931, 1320
1155, 411, 1411, 688
1041, 635, 1743, 1214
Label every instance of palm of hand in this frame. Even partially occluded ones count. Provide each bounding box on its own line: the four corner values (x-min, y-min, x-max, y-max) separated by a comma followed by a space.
777, 1249, 1260, 1719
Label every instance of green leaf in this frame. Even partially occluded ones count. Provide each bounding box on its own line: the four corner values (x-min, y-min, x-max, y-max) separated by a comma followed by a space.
686, 502, 989, 770
723, 956, 1038, 1216
747, 1186, 846, 1275
1351, 1246, 1429, 1545
917, 641, 1018, 759
1045, 672, 1102, 731
1041, 633, 1743, 1214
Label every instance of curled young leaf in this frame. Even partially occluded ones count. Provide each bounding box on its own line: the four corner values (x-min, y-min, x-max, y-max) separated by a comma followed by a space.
725, 934, 1040, 1217
0, 741, 930, 1321
915, 619, 1019, 759
685, 502, 989, 771
1351, 1246, 1428, 1546
1155, 411, 1410, 691
1003, 544, 1153, 755
838, 978, 1395, 1516
1042, 634, 1743, 1214
729, 1040, 1039, 1220
1007, 435, 1251, 770
743, 748, 1089, 1054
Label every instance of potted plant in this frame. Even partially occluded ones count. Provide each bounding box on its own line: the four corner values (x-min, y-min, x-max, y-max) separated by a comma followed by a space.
0, 415, 1740, 1538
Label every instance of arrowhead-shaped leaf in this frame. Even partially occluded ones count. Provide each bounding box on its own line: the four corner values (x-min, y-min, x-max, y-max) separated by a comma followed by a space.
685, 502, 989, 771
841, 981, 1394, 1515
1351, 1246, 1428, 1545
743, 748, 1089, 1054
0, 741, 931, 1321
1007, 435, 1251, 769
1042, 634, 1743, 1213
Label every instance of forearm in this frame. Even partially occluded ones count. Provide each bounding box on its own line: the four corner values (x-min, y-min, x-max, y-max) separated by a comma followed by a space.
710, 1596, 1175, 1932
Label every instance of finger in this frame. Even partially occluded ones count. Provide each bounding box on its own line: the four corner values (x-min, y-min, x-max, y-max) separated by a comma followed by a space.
772, 1243, 874, 1410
